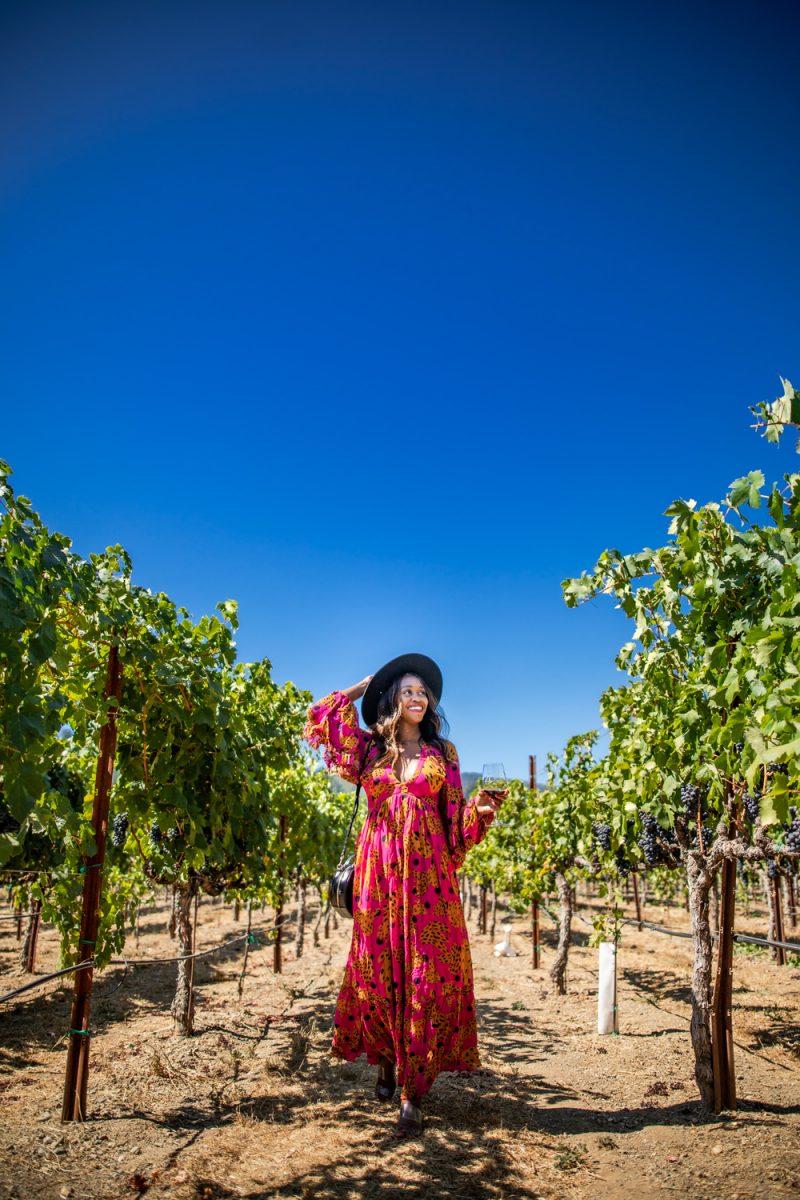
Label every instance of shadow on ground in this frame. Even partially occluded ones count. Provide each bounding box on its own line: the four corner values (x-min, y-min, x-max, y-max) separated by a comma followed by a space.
622, 966, 692, 1006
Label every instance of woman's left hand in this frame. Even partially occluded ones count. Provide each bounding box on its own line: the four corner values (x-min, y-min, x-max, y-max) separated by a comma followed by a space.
475, 788, 507, 816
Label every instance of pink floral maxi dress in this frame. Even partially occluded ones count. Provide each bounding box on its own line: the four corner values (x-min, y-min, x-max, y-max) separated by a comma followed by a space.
305, 691, 494, 1099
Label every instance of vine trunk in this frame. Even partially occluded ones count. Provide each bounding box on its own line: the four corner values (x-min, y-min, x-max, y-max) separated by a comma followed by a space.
171, 880, 197, 1035
687, 853, 715, 1109
550, 872, 572, 995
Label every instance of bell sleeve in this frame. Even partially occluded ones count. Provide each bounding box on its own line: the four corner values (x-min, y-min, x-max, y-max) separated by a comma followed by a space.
441, 746, 495, 870
304, 691, 371, 785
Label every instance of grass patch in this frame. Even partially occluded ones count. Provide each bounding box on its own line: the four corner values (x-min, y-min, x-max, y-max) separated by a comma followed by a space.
734, 941, 768, 957
554, 1142, 588, 1172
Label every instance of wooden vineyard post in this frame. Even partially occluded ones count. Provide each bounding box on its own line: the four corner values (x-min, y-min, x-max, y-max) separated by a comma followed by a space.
274, 897, 283, 974
711, 857, 737, 1113
710, 874, 720, 935
295, 876, 307, 959
531, 900, 541, 969
238, 902, 253, 998
188, 892, 199, 1021
771, 873, 786, 967
480, 883, 488, 935
15, 901, 23, 940
632, 873, 643, 931
750, 878, 760, 914
312, 890, 325, 947
786, 874, 797, 930
62, 643, 123, 1122
529, 755, 540, 967
21, 897, 42, 972
274, 814, 287, 974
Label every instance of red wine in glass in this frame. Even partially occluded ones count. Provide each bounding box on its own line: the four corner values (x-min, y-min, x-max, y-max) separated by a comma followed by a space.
481, 763, 508, 801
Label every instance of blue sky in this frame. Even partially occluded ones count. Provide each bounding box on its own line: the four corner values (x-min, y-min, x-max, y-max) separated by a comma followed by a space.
2, 1, 799, 777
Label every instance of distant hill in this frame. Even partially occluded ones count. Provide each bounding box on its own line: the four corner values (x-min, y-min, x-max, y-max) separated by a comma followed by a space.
461, 771, 481, 796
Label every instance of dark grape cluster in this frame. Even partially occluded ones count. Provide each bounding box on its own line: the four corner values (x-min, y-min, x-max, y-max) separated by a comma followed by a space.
149, 821, 163, 849
681, 782, 702, 819
767, 859, 778, 879
162, 827, 183, 857
784, 807, 800, 852
635, 811, 679, 867
767, 762, 789, 778
733, 742, 744, 755
614, 848, 633, 876
637, 812, 661, 865
742, 788, 762, 824
592, 821, 612, 852
111, 812, 129, 848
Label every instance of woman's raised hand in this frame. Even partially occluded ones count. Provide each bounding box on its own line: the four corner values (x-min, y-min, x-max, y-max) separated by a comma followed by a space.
343, 675, 374, 702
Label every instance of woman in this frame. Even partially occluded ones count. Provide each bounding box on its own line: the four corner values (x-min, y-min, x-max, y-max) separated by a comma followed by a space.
304, 653, 505, 1137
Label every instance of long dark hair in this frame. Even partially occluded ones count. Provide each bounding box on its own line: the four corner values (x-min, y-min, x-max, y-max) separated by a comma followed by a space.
369, 673, 453, 768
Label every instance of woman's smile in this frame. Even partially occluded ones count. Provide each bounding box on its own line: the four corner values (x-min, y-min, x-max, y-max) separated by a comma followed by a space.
398, 675, 429, 724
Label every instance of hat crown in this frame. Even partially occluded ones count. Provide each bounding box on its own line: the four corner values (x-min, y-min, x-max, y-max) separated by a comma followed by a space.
361, 653, 443, 728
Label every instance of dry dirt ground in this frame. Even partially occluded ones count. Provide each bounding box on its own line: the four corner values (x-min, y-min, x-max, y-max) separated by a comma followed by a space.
1, 889, 799, 1200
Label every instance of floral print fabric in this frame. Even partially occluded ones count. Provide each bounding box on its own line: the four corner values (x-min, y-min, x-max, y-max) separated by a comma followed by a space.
305, 690, 494, 1099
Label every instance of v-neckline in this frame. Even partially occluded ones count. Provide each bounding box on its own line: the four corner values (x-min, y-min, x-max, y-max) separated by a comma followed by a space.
393, 740, 427, 785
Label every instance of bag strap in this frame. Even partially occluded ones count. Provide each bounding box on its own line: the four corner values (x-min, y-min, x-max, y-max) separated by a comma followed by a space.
335, 737, 373, 869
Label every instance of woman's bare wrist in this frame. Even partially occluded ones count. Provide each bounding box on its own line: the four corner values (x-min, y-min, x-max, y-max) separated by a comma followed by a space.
342, 676, 372, 702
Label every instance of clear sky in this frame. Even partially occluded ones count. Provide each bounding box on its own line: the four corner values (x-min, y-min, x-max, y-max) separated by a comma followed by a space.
2, 1, 799, 778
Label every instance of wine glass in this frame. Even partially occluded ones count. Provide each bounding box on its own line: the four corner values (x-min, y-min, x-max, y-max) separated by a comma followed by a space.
481, 762, 507, 797
480, 762, 508, 822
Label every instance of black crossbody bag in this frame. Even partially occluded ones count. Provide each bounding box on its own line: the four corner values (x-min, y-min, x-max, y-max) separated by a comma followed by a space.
328, 739, 372, 918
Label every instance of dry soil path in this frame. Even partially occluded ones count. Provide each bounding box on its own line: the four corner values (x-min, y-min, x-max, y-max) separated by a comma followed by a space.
1, 894, 798, 1199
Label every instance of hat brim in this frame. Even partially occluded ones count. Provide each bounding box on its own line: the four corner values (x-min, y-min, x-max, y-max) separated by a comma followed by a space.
361, 653, 443, 728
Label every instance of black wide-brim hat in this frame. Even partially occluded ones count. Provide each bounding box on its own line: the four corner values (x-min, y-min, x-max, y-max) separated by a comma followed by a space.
361, 653, 443, 728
